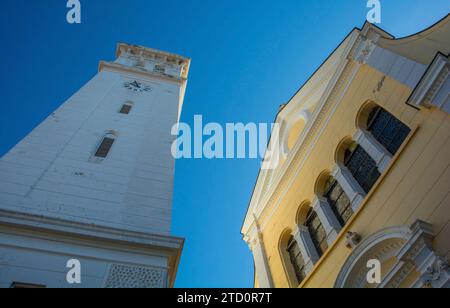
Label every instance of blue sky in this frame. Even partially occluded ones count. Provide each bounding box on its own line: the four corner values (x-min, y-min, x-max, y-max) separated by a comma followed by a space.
0, 1, 448, 288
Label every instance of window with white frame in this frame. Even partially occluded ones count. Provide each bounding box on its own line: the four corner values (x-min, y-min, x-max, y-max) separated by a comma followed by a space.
287, 236, 307, 284
324, 176, 353, 227
306, 209, 328, 257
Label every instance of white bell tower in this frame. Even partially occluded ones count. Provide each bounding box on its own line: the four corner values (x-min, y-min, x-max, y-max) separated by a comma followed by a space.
0, 44, 190, 288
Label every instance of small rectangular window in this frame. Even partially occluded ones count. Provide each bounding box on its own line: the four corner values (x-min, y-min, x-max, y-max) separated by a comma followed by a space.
119, 104, 132, 114
95, 137, 115, 158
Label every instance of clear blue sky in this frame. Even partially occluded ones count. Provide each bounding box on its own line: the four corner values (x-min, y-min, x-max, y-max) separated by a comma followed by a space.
0, 1, 448, 288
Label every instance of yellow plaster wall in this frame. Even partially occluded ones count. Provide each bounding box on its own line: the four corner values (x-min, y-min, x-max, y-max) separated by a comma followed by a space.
257, 63, 450, 288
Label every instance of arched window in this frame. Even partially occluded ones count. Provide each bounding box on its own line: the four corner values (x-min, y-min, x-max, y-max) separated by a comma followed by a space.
95, 133, 116, 158
367, 107, 411, 155
344, 141, 380, 194
324, 176, 353, 227
306, 209, 328, 257
286, 236, 307, 284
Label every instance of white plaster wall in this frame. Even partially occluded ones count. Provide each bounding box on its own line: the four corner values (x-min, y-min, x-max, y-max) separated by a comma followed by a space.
0, 68, 182, 235
0, 228, 168, 288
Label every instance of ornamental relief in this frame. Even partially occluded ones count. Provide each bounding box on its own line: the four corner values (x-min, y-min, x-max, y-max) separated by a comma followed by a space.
104, 264, 168, 289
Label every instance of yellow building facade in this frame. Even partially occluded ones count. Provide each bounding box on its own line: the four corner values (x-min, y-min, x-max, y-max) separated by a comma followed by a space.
242, 17, 450, 288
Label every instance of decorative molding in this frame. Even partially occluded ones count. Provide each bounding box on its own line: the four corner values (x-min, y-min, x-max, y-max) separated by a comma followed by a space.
345, 231, 361, 250
99, 61, 186, 85
335, 220, 450, 288
408, 53, 449, 111
0, 207, 184, 288
381, 261, 415, 288
104, 264, 168, 288
352, 38, 377, 64
0, 208, 184, 251
353, 241, 404, 288
115, 43, 190, 79
421, 257, 450, 288
334, 225, 411, 288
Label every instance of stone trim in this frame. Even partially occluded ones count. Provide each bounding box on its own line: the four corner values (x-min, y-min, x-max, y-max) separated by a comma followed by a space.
354, 129, 393, 174
335, 220, 450, 288
246, 225, 274, 288
332, 166, 366, 213
293, 225, 320, 274
311, 197, 342, 245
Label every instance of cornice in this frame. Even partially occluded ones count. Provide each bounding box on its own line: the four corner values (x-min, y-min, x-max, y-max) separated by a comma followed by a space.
99, 61, 187, 85
0, 208, 185, 288
116, 43, 190, 65
0, 208, 184, 251
115, 43, 191, 80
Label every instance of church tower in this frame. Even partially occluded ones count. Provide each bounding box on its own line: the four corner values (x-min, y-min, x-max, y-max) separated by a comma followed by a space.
0, 44, 190, 288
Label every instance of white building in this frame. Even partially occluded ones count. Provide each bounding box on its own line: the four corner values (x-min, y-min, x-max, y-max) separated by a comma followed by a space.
0, 44, 190, 288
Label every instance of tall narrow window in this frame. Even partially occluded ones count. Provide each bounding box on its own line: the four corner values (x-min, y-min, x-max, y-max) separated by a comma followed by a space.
95, 134, 116, 158
119, 102, 133, 114
324, 177, 353, 227
306, 209, 328, 257
367, 107, 411, 155
344, 142, 380, 194
287, 236, 306, 284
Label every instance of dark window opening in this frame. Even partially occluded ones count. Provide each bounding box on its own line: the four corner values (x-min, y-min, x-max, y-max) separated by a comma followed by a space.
95, 136, 115, 158
367, 107, 411, 155
306, 209, 328, 257
119, 104, 132, 114
345, 144, 380, 194
287, 237, 306, 285
324, 178, 353, 227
